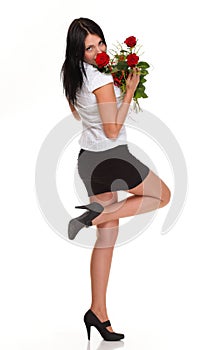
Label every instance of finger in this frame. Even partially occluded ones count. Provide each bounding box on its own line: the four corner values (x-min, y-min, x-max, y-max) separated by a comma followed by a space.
132, 67, 140, 76
134, 67, 141, 75
126, 73, 132, 81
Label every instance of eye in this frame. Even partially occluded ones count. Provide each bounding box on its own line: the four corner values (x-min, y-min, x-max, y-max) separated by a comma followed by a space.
86, 46, 92, 51
99, 41, 105, 46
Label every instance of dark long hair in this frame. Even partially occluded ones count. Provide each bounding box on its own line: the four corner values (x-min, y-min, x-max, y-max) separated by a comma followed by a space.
60, 18, 107, 105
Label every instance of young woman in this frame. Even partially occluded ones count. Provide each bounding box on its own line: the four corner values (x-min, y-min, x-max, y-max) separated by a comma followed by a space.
61, 17, 171, 341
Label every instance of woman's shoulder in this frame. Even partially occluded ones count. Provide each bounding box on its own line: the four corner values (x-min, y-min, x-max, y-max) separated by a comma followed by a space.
83, 61, 97, 73
83, 62, 111, 78
83, 62, 113, 92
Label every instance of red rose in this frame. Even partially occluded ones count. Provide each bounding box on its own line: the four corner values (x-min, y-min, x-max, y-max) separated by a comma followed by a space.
113, 77, 122, 87
127, 53, 139, 67
124, 36, 137, 48
95, 52, 110, 68
112, 73, 123, 87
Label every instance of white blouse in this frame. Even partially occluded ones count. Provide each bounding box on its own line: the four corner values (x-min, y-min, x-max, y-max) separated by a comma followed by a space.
74, 62, 127, 152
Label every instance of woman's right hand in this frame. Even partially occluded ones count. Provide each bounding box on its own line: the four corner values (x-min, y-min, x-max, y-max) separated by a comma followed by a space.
125, 67, 140, 95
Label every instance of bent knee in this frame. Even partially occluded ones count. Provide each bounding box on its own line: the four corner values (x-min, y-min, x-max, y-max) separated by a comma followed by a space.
160, 183, 171, 207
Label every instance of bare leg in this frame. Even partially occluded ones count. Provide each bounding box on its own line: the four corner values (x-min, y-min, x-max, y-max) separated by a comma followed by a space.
89, 192, 119, 332
92, 171, 171, 226
87, 172, 170, 333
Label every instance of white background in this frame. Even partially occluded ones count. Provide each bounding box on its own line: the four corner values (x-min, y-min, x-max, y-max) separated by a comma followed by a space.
1, 0, 224, 349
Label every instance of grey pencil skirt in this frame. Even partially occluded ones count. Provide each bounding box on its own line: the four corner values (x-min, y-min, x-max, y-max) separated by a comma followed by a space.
77, 144, 150, 196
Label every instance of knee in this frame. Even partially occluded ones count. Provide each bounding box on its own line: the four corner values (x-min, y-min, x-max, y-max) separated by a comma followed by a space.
95, 220, 119, 248
160, 183, 171, 207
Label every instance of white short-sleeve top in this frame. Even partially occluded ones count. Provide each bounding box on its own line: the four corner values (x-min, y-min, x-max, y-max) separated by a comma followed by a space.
74, 62, 127, 151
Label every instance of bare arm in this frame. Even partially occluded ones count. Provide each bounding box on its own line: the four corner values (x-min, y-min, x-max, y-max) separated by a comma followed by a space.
93, 68, 140, 139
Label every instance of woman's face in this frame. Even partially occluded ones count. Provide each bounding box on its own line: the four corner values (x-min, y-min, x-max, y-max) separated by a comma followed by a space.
84, 33, 107, 65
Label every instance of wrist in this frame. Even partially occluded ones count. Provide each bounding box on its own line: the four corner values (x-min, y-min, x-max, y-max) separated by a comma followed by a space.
123, 90, 133, 104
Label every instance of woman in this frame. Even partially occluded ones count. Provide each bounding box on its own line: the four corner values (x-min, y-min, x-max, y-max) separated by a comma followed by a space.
61, 17, 171, 342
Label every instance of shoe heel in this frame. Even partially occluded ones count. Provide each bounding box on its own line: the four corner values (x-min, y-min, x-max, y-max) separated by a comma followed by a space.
75, 202, 104, 213
85, 322, 91, 340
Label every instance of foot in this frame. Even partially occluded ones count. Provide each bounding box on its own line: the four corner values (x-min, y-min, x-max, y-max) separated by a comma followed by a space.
90, 308, 114, 332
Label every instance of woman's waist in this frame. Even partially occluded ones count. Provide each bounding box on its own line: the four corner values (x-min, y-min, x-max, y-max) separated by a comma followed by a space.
78, 136, 127, 152
78, 142, 128, 155
80, 123, 126, 137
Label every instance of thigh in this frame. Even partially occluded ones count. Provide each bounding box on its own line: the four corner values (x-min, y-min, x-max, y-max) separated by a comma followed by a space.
89, 191, 118, 208
126, 170, 169, 200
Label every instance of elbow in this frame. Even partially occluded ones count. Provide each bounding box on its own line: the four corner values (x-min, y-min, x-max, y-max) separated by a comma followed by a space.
105, 132, 119, 140
103, 125, 120, 140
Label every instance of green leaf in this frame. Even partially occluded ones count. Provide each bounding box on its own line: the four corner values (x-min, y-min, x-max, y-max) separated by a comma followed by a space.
137, 61, 150, 69
117, 61, 128, 70
134, 90, 148, 99
140, 77, 147, 83
134, 90, 143, 99
110, 67, 119, 73
136, 85, 145, 92
140, 69, 149, 76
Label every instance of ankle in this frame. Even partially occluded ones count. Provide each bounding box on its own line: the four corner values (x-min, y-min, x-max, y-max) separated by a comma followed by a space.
91, 212, 104, 226
90, 306, 108, 321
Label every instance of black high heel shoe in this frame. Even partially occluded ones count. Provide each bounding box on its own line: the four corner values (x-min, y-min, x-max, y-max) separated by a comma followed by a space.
68, 202, 104, 240
84, 309, 124, 342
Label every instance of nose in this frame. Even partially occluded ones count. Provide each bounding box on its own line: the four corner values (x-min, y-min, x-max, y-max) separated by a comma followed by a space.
96, 46, 102, 53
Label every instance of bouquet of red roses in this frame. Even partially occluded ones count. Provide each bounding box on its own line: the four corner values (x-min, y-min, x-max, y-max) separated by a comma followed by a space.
95, 36, 150, 111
